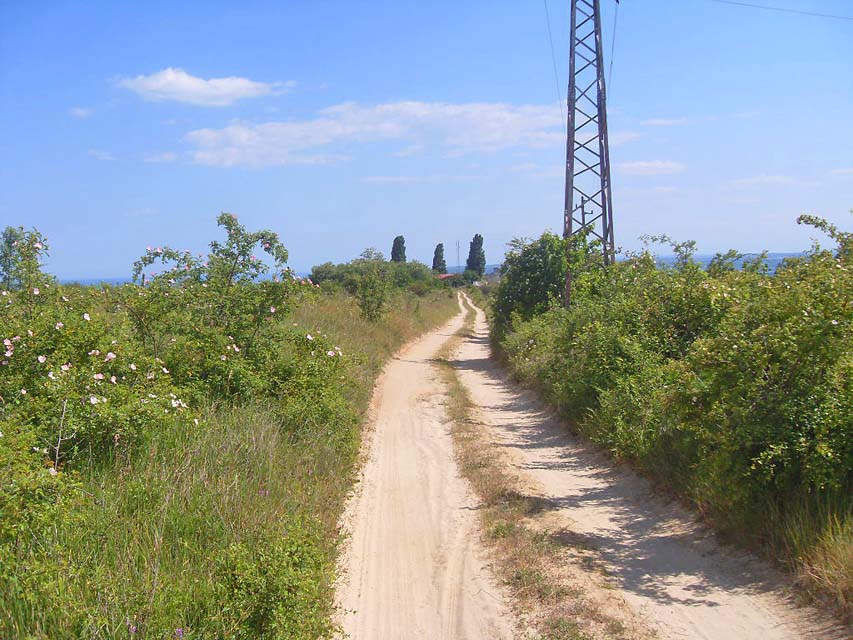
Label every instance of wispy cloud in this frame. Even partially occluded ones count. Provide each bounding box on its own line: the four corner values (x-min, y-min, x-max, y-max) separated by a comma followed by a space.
143, 151, 178, 163
117, 67, 293, 107
69, 106, 93, 119
185, 101, 564, 167
88, 149, 115, 161
831, 167, 853, 177
730, 175, 794, 187
392, 144, 423, 158
361, 174, 477, 184
617, 160, 685, 175
641, 118, 687, 126
611, 131, 642, 145
533, 167, 565, 179
621, 185, 681, 196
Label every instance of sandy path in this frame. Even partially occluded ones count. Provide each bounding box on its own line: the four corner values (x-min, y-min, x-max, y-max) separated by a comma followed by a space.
334, 297, 515, 640
452, 294, 845, 640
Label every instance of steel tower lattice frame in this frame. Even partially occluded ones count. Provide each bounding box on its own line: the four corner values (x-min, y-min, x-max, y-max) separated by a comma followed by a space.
563, 0, 615, 305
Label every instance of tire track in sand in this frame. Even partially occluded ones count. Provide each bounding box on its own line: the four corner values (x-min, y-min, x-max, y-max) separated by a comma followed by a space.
334, 296, 515, 639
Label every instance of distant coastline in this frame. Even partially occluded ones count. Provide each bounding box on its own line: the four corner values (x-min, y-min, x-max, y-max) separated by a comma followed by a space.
59, 253, 805, 285
59, 276, 133, 286
445, 252, 804, 276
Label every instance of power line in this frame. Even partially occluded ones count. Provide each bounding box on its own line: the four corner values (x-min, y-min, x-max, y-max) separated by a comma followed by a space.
542, 0, 566, 132
710, 0, 853, 21
607, 1, 620, 96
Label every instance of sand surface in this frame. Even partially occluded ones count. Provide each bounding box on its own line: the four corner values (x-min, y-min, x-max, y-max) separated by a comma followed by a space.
334, 297, 515, 639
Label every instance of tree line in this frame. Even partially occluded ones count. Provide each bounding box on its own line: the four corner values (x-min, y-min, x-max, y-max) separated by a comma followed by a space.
388, 233, 487, 278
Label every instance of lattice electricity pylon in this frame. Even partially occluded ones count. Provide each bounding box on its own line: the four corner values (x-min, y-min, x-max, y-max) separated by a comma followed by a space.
563, 0, 615, 303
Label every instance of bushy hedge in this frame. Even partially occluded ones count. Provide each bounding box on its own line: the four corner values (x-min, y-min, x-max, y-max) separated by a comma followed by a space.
312, 254, 441, 294
495, 217, 852, 610
0, 215, 359, 638
311, 251, 448, 321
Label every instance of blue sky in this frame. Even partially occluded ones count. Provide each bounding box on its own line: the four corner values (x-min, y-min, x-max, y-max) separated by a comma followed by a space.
1, 0, 851, 278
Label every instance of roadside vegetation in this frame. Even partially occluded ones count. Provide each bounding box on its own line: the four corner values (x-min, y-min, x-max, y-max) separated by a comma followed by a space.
438, 296, 649, 640
0, 215, 457, 638
490, 214, 852, 617
310, 231, 490, 304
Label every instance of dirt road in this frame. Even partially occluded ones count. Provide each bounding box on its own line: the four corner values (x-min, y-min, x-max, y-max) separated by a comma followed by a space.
334, 298, 515, 639
334, 293, 842, 639
451, 293, 844, 640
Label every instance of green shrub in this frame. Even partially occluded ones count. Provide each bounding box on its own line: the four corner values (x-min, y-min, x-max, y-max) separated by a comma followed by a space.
215, 520, 333, 639
496, 214, 853, 611
356, 266, 389, 321
0, 214, 459, 637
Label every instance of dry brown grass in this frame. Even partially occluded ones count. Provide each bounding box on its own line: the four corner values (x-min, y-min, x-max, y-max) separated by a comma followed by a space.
793, 510, 852, 621
434, 294, 655, 640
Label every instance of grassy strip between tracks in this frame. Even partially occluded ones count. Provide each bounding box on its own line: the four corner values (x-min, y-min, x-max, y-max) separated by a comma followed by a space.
434, 294, 652, 640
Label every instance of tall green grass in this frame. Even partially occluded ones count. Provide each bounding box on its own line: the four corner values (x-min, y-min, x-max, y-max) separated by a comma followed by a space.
1, 290, 457, 639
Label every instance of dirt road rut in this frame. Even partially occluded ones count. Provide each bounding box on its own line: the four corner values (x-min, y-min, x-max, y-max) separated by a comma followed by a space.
334, 299, 514, 639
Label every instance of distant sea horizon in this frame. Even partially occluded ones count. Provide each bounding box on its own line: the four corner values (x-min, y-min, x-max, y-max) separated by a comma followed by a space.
445, 252, 804, 276
59, 252, 805, 285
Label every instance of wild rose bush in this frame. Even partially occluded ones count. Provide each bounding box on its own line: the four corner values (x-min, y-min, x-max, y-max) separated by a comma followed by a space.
123, 213, 323, 399
0, 214, 326, 466
0, 214, 358, 638
1, 286, 198, 461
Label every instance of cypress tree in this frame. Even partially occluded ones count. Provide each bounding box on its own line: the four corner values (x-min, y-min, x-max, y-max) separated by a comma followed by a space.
465, 233, 486, 276
432, 243, 447, 274
391, 235, 406, 263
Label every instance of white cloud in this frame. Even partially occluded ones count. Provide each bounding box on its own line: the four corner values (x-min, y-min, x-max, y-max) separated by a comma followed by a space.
392, 144, 423, 157
361, 174, 477, 184
831, 167, 853, 177
730, 175, 794, 187
117, 68, 291, 107
533, 167, 565, 179
610, 131, 642, 145
617, 160, 685, 175
69, 106, 93, 118
143, 151, 178, 163
652, 186, 678, 194
641, 118, 687, 126
185, 101, 564, 167
88, 149, 115, 161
